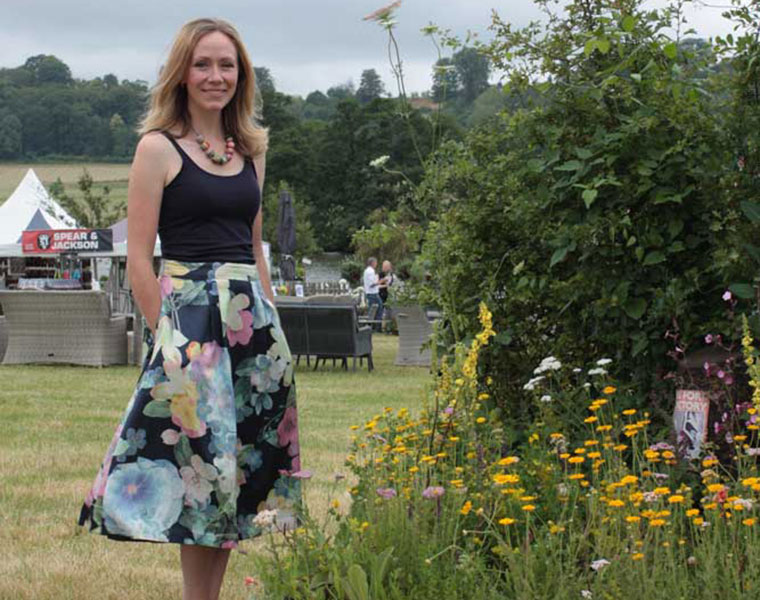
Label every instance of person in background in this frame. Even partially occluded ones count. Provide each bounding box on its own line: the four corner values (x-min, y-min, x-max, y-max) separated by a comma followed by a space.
378, 260, 395, 330
363, 256, 386, 330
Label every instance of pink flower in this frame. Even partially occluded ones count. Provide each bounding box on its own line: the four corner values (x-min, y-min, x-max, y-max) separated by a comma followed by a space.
717, 370, 725, 379
186, 340, 222, 369
376, 487, 397, 499
422, 486, 445, 499
725, 375, 734, 385
227, 310, 254, 347
703, 362, 711, 376
363, 0, 401, 22
159, 274, 173, 299
277, 406, 300, 458
705, 334, 714, 344
722, 290, 733, 302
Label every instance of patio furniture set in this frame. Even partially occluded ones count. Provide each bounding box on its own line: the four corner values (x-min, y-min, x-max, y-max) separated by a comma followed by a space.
0, 290, 435, 369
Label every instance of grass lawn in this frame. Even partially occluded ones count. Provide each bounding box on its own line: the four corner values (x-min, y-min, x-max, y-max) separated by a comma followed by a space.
0, 334, 430, 600
0, 163, 130, 213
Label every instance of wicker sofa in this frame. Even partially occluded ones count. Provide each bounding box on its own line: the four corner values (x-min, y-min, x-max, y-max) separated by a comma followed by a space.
0, 290, 128, 366
274, 296, 373, 371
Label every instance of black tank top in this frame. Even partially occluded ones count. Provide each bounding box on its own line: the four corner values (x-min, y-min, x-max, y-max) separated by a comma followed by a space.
158, 131, 260, 264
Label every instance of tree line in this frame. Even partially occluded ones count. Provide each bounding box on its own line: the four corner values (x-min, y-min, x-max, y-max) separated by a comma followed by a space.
0, 50, 497, 251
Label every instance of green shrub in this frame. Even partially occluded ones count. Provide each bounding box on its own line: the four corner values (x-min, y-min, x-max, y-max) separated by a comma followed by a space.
413, 0, 760, 433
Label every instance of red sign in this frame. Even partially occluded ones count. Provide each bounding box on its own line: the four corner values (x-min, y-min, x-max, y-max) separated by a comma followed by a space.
21, 229, 113, 254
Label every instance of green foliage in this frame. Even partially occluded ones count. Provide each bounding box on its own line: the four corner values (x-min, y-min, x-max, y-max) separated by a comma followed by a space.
261, 181, 321, 259
341, 258, 364, 287
0, 57, 146, 159
350, 207, 423, 266
357, 69, 386, 104
414, 0, 759, 428
49, 169, 125, 228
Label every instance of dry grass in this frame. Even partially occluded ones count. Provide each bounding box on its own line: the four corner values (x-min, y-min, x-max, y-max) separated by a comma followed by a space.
0, 163, 130, 217
0, 334, 430, 600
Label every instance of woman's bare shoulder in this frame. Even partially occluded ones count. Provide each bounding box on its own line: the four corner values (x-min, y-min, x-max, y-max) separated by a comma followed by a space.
135, 130, 173, 159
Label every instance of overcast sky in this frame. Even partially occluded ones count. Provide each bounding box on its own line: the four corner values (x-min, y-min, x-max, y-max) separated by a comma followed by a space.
0, 0, 738, 98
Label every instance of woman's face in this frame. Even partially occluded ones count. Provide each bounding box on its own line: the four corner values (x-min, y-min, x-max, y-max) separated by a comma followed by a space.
184, 31, 239, 114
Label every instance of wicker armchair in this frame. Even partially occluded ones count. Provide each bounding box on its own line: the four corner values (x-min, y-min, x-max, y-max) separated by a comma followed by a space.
393, 305, 433, 367
0, 291, 127, 366
0, 316, 7, 363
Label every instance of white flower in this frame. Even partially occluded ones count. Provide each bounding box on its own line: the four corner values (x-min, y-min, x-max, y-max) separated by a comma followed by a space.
596, 358, 613, 366
523, 375, 545, 391
590, 558, 610, 571
573, 368, 583, 373
540, 395, 552, 403
583, 383, 591, 389
534, 356, 562, 374
581, 591, 593, 599
179, 455, 217, 507
747, 448, 760, 456
369, 155, 390, 169
588, 367, 607, 376
252, 509, 278, 528
735, 498, 754, 510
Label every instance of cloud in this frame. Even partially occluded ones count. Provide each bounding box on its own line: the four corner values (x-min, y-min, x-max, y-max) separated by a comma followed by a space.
0, 0, 739, 97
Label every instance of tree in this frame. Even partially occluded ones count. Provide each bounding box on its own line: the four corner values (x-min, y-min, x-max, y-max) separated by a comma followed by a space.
431, 58, 459, 102
356, 69, 385, 104
50, 169, 125, 228
254, 66, 276, 94
327, 82, 355, 100
23, 54, 72, 85
0, 112, 22, 158
452, 47, 490, 104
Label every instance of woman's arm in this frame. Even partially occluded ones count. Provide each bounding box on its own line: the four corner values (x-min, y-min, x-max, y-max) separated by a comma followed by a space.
252, 154, 275, 304
127, 133, 169, 334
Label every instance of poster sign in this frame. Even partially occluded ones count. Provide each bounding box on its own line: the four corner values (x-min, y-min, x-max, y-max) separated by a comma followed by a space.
674, 389, 710, 459
21, 229, 113, 254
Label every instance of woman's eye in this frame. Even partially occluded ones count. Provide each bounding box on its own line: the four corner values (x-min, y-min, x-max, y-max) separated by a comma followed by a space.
194, 62, 207, 68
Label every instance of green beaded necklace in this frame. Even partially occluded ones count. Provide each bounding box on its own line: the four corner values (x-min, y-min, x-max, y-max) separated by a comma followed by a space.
192, 128, 235, 165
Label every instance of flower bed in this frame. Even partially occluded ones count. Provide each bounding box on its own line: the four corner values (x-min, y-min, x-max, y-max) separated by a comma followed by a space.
250, 305, 760, 600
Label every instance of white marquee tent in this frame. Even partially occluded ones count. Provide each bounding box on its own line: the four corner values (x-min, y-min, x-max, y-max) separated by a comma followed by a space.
0, 169, 78, 249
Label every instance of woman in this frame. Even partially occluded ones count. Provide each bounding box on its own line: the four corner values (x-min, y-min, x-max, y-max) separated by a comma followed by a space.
77, 18, 300, 600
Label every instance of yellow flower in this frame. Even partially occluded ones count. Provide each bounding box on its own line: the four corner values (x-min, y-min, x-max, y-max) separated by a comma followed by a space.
332, 499, 340, 509
409, 466, 420, 474
743, 518, 756, 526
584, 416, 598, 423
520, 495, 537, 502
461, 501, 473, 516
620, 475, 638, 485
632, 552, 644, 560
587, 452, 602, 459
499, 517, 515, 525
653, 487, 670, 496
649, 519, 666, 527
685, 509, 699, 517
693, 517, 705, 526
596, 424, 613, 432
668, 495, 685, 504
521, 504, 536, 512
498, 456, 520, 466
608, 499, 625, 507
569, 473, 585, 480
584, 439, 599, 446
568, 456, 585, 464
476, 417, 487, 424
350, 425, 359, 431
702, 458, 718, 468
625, 515, 641, 523
706, 483, 725, 494
574, 448, 587, 454
622, 409, 636, 416
614, 444, 628, 452
559, 453, 571, 459
603, 386, 617, 394
703, 502, 718, 510
493, 473, 520, 485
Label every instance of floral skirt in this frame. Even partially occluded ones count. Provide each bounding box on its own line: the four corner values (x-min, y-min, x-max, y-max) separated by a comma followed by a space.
78, 260, 300, 548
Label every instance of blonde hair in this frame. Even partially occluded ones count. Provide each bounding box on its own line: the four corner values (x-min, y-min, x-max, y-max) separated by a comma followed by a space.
139, 18, 268, 157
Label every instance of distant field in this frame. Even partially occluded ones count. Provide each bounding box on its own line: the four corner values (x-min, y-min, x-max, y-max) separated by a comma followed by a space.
0, 163, 131, 213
